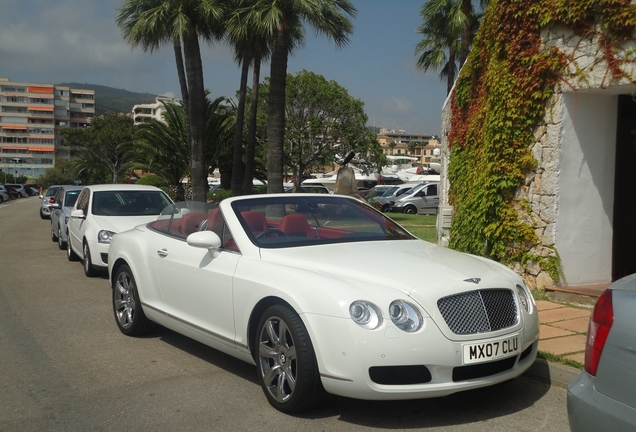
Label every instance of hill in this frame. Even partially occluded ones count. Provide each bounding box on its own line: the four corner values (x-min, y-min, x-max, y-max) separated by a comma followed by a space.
57, 83, 159, 116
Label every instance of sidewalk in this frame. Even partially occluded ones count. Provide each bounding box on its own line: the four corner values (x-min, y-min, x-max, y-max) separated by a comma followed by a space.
536, 299, 591, 364
523, 298, 594, 388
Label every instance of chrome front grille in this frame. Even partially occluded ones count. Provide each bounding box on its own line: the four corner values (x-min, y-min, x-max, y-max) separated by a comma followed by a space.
437, 289, 518, 335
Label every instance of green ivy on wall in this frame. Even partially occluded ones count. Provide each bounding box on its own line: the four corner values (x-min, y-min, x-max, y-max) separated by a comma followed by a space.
447, 0, 636, 281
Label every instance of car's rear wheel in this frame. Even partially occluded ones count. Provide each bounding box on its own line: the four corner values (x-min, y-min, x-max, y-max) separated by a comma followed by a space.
67, 235, 79, 261
57, 226, 66, 250
256, 305, 324, 413
112, 264, 153, 336
83, 241, 98, 277
381, 204, 390, 213
404, 205, 417, 214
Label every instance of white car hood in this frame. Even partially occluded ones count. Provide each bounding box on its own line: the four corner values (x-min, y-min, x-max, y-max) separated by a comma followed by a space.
260, 240, 519, 301
92, 215, 157, 233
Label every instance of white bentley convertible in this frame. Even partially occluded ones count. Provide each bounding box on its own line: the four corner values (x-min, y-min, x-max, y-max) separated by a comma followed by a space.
108, 194, 539, 413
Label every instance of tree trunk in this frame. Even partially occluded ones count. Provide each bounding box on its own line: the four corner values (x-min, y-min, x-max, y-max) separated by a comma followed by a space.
447, 51, 456, 95
458, 0, 473, 67
266, 26, 289, 194
243, 57, 261, 195
231, 52, 251, 196
183, 28, 208, 202
173, 39, 192, 176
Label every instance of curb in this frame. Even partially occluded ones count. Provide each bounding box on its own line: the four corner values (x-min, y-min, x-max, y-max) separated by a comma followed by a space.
523, 358, 581, 389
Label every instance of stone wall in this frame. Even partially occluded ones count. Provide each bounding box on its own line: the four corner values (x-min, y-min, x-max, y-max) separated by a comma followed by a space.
438, 23, 635, 289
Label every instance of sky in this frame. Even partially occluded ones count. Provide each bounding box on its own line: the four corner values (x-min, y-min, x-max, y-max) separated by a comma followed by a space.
0, 0, 449, 136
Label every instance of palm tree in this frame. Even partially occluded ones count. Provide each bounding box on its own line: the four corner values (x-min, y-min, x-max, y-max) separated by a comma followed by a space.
415, 0, 485, 95
134, 101, 190, 200
205, 97, 237, 191
117, 0, 226, 202
225, 0, 271, 196
252, 0, 356, 193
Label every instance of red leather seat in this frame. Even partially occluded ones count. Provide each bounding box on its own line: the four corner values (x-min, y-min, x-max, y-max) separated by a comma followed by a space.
278, 213, 315, 238
241, 211, 269, 235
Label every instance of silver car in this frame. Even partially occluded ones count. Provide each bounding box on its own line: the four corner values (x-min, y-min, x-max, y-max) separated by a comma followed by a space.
372, 182, 425, 212
50, 185, 84, 249
39, 185, 65, 219
391, 181, 440, 215
567, 275, 636, 431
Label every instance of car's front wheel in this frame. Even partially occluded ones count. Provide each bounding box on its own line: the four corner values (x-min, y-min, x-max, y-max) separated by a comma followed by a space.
67, 235, 80, 261
256, 305, 324, 413
404, 205, 417, 214
51, 224, 58, 242
112, 264, 153, 336
83, 241, 98, 277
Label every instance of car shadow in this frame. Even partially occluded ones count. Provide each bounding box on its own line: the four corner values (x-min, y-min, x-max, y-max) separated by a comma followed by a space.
143, 326, 553, 427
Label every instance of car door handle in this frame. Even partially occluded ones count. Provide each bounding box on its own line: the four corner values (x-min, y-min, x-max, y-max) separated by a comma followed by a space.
157, 248, 169, 258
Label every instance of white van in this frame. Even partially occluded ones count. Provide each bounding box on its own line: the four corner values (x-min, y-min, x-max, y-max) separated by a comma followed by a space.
372, 182, 425, 212
391, 181, 439, 215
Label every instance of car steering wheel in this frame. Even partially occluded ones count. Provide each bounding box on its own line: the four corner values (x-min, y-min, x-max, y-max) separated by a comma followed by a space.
255, 229, 287, 239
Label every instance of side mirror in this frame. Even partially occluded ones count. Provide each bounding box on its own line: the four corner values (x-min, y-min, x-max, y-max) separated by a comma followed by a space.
50, 203, 60, 209
187, 230, 222, 250
70, 209, 85, 219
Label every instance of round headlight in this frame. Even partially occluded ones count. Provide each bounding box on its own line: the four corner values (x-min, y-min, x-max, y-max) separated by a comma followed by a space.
389, 300, 423, 332
516, 284, 533, 313
98, 230, 115, 244
349, 300, 382, 330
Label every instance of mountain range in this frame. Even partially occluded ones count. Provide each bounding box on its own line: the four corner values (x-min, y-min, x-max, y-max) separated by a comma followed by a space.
58, 83, 159, 116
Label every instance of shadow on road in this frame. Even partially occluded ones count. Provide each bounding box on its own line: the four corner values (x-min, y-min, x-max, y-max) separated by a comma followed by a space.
147, 326, 552, 428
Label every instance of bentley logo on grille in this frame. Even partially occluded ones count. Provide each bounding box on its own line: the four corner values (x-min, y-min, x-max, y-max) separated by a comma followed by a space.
464, 278, 481, 284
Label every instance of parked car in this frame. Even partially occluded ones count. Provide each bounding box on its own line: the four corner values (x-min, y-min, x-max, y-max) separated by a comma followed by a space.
67, 184, 173, 277
25, 185, 40, 196
109, 193, 539, 413
567, 277, 636, 431
4, 185, 20, 200
372, 182, 425, 212
285, 185, 331, 194
391, 181, 440, 215
49, 185, 84, 250
40, 185, 65, 219
6, 184, 30, 198
0, 185, 16, 202
0, 188, 8, 203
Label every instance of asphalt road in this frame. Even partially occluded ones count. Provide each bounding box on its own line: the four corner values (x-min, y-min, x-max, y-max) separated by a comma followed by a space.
0, 197, 571, 432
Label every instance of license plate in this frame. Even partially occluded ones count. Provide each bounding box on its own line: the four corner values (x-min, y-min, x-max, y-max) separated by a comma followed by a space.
462, 335, 520, 365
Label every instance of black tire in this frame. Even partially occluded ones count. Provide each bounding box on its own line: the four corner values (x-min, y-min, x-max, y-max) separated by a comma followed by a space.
404, 205, 417, 215
67, 235, 80, 261
112, 264, 153, 336
40, 208, 47, 219
83, 241, 98, 277
256, 304, 324, 413
57, 226, 66, 250
51, 224, 58, 242
381, 204, 390, 213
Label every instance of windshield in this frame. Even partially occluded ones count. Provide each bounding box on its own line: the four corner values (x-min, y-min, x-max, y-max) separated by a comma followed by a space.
46, 187, 61, 197
92, 190, 172, 216
64, 190, 81, 207
232, 195, 415, 248
381, 186, 399, 197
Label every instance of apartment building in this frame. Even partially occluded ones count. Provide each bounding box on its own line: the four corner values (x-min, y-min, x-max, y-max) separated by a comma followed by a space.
376, 128, 441, 164
0, 77, 95, 179
132, 96, 180, 125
